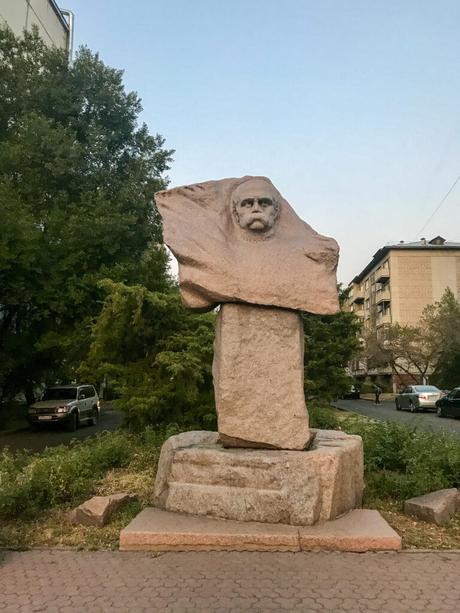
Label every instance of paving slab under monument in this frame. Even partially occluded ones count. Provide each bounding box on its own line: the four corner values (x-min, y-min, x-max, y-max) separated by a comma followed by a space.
120, 508, 401, 552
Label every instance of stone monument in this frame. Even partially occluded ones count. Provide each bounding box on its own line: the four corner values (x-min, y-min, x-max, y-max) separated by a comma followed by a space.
155, 176, 339, 450
120, 177, 400, 551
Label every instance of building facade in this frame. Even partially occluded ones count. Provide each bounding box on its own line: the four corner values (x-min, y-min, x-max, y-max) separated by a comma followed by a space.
0, 0, 72, 53
347, 236, 460, 389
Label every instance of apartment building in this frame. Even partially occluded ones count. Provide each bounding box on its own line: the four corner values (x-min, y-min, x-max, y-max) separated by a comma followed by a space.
0, 0, 73, 55
347, 236, 460, 387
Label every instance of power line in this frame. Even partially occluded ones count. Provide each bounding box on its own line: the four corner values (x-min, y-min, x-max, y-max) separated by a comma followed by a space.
414, 173, 460, 240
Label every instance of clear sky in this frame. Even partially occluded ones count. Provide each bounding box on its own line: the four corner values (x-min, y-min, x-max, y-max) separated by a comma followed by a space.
64, 0, 460, 283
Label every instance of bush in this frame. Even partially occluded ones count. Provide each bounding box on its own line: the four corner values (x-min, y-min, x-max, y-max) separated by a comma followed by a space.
308, 404, 341, 430
342, 417, 460, 502
0, 428, 174, 519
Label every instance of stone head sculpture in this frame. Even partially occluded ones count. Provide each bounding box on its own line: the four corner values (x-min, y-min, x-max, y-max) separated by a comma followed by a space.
232, 178, 280, 237
155, 176, 340, 315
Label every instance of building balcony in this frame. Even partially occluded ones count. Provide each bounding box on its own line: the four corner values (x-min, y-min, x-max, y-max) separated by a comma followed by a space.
376, 310, 392, 326
376, 287, 391, 304
375, 265, 390, 283
351, 294, 365, 304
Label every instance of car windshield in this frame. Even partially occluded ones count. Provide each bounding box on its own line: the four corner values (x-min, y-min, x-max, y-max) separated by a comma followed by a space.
42, 388, 77, 401
413, 386, 439, 393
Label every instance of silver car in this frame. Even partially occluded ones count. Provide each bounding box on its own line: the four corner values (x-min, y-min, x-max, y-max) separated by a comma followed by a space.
27, 385, 100, 431
395, 385, 442, 412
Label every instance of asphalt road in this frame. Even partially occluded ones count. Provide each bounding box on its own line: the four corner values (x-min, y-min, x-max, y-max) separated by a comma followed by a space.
0, 404, 124, 453
333, 398, 460, 437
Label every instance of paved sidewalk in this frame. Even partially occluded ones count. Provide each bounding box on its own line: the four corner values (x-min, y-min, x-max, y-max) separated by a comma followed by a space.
1, 550, 459, 611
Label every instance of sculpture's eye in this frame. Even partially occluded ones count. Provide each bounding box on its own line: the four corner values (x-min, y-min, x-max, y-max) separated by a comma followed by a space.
241, 199, 254, 207
258, 198, 272, 208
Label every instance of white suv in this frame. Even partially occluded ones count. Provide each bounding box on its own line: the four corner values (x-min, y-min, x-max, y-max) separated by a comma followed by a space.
27, 385, 100, 431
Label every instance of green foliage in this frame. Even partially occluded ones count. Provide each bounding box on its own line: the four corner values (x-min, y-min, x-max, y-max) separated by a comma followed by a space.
79, 281, 216, 430
310, 404, 460, 503
429, 288, 460, 389
343, 418, 460, 502
0, 425, 181, 520
433, 351, 460, 390
303, 287, 362, 399
0, 27, 173, 402
308, 404, 341, 430
85, 281, 361, 429
0, 431, 136, 518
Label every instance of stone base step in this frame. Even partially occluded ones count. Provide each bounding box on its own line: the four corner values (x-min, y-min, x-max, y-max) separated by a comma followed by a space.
120, 508, 401, 552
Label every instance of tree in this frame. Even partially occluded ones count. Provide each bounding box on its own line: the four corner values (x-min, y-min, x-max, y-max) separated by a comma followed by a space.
85, 283, 362, 427
427, 288, 460, 388
79, 281, 216, 430
303, 286, 362, 399
364, 324, 437, 384
0, 27, 173, 402
363, 288, 460, 388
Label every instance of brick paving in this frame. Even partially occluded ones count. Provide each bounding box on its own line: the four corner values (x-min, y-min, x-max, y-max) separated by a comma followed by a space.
1, 549, 459, 612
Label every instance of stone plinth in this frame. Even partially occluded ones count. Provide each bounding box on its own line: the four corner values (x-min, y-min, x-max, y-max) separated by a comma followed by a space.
213, 303, 312, 450
153, 430, 363, 526
120, 508, 401, 552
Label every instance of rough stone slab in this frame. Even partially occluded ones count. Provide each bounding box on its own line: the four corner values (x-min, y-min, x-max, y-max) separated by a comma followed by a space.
213, 303, 312, 450
120, 508, 400, 552
404, 488, 460, 525
120, 508, 300, 552
155, 176, 339, 314
299, 510, 401, 552
153, 430, 363, 526
68, 492, 136, 527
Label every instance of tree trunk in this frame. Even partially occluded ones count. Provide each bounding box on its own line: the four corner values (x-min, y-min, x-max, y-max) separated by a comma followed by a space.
24, 381, 36, 406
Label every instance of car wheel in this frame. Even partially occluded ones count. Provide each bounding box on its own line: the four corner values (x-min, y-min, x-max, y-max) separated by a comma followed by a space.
437, 406, 445, 418
88, 407, 98, 426
395, 400, 401, 411
409, 401, 417, 413
65, 411, 78, 432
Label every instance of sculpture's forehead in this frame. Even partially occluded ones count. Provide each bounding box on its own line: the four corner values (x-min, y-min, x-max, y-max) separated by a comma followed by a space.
232, 180, 278, 200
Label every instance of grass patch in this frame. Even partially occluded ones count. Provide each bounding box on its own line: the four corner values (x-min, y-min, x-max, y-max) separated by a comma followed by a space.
373, 500, 460, 550
0, 500, 142, 550
0, 426, 178, 550
0, 425, 180, 520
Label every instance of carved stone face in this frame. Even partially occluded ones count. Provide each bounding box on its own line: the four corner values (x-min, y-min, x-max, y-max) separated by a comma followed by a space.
232, 180, 280, 234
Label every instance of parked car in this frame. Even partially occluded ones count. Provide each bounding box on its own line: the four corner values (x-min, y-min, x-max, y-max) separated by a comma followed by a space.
27, 385, 100, 431
436, 388, 460, 418
342, 385, 360, 400
395, 385, 442, 412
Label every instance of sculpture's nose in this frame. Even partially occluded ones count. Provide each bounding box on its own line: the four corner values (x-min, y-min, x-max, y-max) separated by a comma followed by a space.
252, 199, 262, 212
